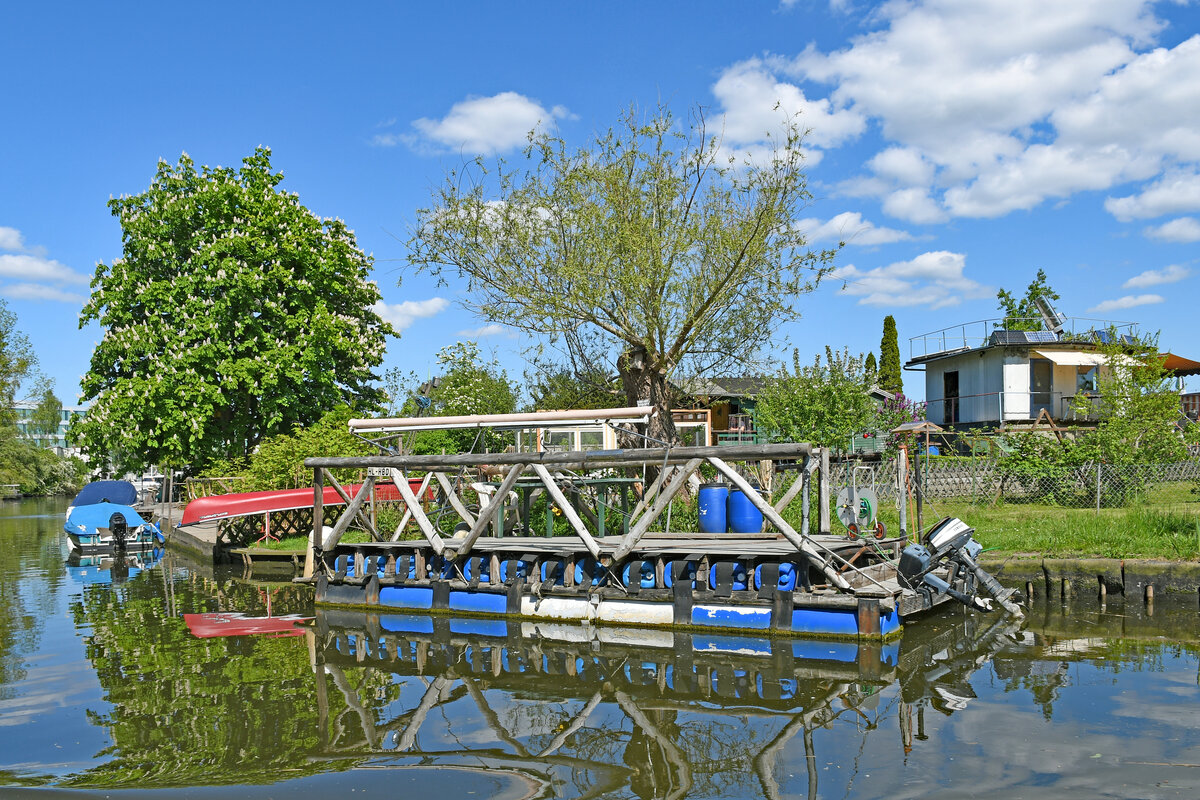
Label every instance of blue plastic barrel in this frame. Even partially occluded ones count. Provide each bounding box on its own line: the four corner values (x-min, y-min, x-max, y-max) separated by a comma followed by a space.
698, 483, 729, 533
727, 487, 764, 533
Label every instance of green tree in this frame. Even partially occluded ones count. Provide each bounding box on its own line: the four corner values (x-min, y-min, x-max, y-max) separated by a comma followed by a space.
878, 315, 903, 394
996, 268, 1060, 331
755, 347, 879, 451
408, 105, 836, 445
407, 342, 519, 454
29, 385, 62, 443
76, 148, 393, 472
527, 366, 619, 411
0, 299, 37, 433
1071, 336, 1191, 465
864, 351, 877, 377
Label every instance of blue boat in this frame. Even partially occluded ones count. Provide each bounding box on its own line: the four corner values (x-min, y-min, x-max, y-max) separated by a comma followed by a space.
64, 480, 163, 554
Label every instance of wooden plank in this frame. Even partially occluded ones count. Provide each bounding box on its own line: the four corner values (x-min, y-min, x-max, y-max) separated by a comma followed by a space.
306, 441, 813, 471
531, 463, 602, 559
612, 458, 704, 563
391, 468, 444, 554
818, 448, 831, 534
390, 472, 434, 542
324, 469, 379, 540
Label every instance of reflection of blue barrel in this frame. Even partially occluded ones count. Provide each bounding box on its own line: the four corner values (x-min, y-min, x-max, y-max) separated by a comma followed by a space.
727, 487, 764, 533
698, 483, 729, 533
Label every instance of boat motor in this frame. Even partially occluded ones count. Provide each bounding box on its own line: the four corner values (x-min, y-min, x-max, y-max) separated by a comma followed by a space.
898, 518, 1024, 618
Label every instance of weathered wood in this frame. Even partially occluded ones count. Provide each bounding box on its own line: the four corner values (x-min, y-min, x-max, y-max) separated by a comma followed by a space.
304, 468, 322, 578
612, 458, 704, 563
390, 472, 434, 542
433, 471, 477, 527
709, 456, 851, 591
323, 469, 379, 540
391, 468, 444, 554
321, 478, 373, 550
446, 464, 527, 559
306, 441, 812, 470
531, 464, 602, 559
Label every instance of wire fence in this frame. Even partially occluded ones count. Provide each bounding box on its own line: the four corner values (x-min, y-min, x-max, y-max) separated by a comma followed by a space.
827, 457, 1200, 509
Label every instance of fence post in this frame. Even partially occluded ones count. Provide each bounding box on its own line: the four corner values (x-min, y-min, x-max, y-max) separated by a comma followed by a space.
898, 447, 908, 538
818, 448, 831, 534
1095, 462, 1101, 515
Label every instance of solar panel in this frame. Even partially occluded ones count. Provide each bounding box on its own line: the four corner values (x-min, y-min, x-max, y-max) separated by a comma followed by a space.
1025, 331, 1059, 343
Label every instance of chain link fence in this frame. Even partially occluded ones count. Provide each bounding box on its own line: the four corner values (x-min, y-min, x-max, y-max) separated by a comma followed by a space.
826, 457, 1200, 509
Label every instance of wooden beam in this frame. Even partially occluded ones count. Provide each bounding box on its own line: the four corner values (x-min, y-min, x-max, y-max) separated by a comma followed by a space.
818, 447, 831, 534
709, 457, 850, 591
390, 469, 444, 554
321, 478, 373, 550
390, 472, 434, 542
433, 471, 477, 527
446, 464, 527, 559
306, 441, 813, 471
612, 458, 704, 563
531, 463, 602, 559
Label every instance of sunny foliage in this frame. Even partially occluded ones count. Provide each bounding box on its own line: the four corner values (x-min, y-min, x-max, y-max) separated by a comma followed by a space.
408, 105, 836, 444
76, 148, 393, 472
996, 268, 1060, 331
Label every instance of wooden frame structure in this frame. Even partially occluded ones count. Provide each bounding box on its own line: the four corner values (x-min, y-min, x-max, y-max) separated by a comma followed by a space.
303, 442, 875, 591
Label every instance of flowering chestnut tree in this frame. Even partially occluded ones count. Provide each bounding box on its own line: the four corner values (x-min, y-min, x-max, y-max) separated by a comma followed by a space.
77, 148, 393, 471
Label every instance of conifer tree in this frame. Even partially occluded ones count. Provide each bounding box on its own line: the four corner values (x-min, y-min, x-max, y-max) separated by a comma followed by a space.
878, 316, 903, 394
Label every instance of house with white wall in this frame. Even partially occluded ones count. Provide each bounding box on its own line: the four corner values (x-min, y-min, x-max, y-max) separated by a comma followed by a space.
904, 317, 1148, 429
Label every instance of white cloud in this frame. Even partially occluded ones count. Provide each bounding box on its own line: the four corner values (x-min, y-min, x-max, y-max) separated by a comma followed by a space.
712, 60, 865, 154
1088, 293, 1164, 313
1144, 217, 1200, 243
457, 323, 514, 338
726, 2, 1200, 224
1105, 171, 1200, 221
832, 250, 992, 308
0, 283, 88, 304
0, 253, 90, 285
0, 227, 25, 252
795, 211, 913, 245
1123, 264, 1190, 288
399, 92, 575, 156
372, 297, 449, 332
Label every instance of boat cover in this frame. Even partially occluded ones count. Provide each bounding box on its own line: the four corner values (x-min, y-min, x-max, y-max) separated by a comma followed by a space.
65, 502, 153, 534
71, 480, 138, 508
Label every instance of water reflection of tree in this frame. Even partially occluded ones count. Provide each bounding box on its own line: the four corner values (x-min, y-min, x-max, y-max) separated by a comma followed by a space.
62, 571, 335, 788
0, 498, 69, 694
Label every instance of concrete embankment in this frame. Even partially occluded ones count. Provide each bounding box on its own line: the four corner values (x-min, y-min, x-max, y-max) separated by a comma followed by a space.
980, 554, 1200, 602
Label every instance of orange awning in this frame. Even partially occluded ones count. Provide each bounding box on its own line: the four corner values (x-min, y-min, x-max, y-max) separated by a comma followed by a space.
1162, 353, 1200, 376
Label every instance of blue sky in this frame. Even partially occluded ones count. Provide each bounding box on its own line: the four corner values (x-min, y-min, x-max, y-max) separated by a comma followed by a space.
3, 0, 1200, 407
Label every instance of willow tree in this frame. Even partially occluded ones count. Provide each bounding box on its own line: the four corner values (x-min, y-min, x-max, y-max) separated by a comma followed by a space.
408, 106, 836, 444
78, 148, 393, 471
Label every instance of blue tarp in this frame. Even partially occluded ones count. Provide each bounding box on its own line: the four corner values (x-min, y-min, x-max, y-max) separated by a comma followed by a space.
71, 480, 137, 508
65, 502, 152, 534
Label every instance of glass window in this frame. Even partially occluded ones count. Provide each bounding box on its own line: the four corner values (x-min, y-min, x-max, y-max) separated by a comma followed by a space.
1077, 366, 1098, 394
579, 430, 604, 450
544, 431, 572, 452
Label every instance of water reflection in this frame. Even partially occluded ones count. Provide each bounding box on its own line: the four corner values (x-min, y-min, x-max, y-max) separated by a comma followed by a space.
0, 497, 1197, 798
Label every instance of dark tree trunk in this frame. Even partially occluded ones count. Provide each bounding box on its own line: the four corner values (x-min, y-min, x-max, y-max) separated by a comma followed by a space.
617, 346, 678, 449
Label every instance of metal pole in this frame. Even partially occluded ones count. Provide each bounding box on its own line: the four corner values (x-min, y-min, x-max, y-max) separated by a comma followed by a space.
818, 448, 831, 534
898, 446, 908, 538
1096, 462, 1101, 515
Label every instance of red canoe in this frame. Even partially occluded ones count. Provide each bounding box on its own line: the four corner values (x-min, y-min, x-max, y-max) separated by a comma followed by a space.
178, 480, 425, 527
184, 612, 310, 638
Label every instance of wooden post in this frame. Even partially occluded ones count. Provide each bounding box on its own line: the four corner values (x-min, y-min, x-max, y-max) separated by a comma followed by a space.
321, 477, 374, 550
818, 448, 831, 535
304, 467, 323, 578
612, 458, 704, 562
898, 446, 908, 538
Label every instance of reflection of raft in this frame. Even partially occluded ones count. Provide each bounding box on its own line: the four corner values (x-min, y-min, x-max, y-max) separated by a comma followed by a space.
302, 422, 1020, 641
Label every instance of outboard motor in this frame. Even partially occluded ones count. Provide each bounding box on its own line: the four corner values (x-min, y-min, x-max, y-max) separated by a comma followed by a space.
898, 518, 1024, 618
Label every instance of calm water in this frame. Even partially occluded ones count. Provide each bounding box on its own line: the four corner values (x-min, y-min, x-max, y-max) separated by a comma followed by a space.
2, 497, 1199, 799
